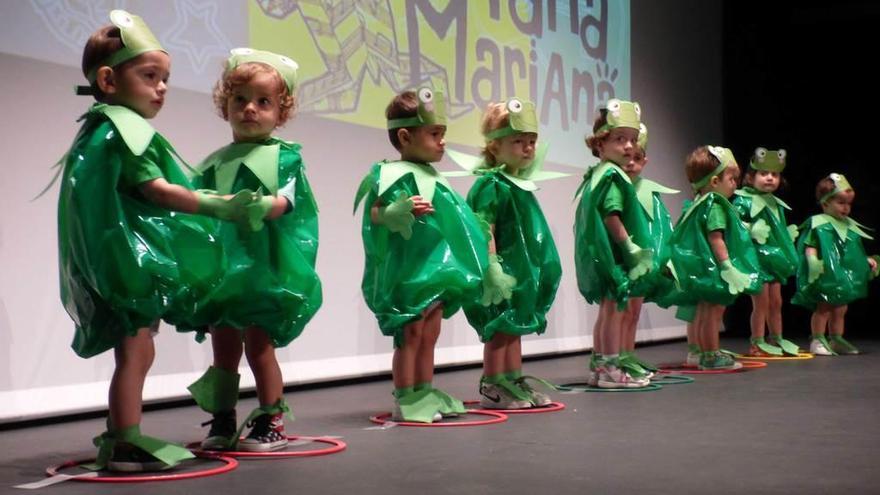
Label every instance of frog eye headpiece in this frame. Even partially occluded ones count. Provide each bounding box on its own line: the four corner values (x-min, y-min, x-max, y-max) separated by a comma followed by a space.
749, 147, 787, 173
485, 98, 539, 140
637, 123, 648, 152
387, 88, 447, 129
820, 173, 853, 203
691, 145, 736, 191
596, 98, 642, 134
226, 48, 299, 95
78, 10, 166, 95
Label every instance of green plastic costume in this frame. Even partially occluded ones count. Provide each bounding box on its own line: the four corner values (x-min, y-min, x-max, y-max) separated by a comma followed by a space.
181, 138, 322, 346
732, 187, 798, 283
354, 160, 488, 346
630, 177, 678, 301
463, 169, 562, 342
792, 213, 874, 309
665, 192, 762, 306
58, 103, 230, 358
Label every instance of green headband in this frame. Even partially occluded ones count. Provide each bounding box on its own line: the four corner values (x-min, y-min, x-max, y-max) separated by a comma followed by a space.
387, 88, 447, 129
226, 47, 299, 95
691, 146, 735, 191
749, 147, 787, 173
637, 123, 648, 152
485, 98, 539, 140
820, 173, 853, 203
82, 10, 165, 89
596, 98, 641, 134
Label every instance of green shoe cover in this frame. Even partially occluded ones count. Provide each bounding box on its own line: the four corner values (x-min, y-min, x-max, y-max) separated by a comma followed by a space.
618, 354, 650, 378
700, 351, 737, 369
829, 335, 859, 354
768, 334, 800, 355
88, 423, 194, 471
396, 388, 445, 423
188, 366, 240, 414
623, 351, 659, 372
430, 387, 467, 415
687, 343, 701, 354
482, 374, 532, 402
750, 337, 783, 356
813, 334, 838, 356
393, 386, 415, 399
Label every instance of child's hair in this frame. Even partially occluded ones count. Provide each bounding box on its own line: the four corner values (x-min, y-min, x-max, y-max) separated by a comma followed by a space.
212, 62, 296, 126
685, 146, 739, 185
741, 166, 788, 190
584, 109, 611, 158
385, 91, 419, 150
479, 102, 510, 166
81, 25, 124, 101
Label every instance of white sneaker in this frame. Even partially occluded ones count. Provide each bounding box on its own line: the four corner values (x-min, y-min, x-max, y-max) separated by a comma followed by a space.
479, 382, 532, 409
810, 338, 833, 356
686, 352, 701, 366
516, 380, 552, 406
597, 363, 650, 389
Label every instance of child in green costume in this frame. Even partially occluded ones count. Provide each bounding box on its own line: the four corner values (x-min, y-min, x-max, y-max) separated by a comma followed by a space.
793, 174, 878, 355
461, 98, 562, 409
58, 11, 265, 471
187, 49, 322, 452
666, 146, 762, 370
732, 148, 800, 356
354, 89, 488, 422
620, 124, 678, 376
575, 99, 654, 388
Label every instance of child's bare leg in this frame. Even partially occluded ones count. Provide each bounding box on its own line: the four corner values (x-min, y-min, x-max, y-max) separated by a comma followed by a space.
600, 298, 624, 356
828, 304, 848, 337
623, 298, 643, 352
592, 302, 606, 355
484, 332, 515, 377
392, 318, 423, 389
750, 284, 770, 339
211, 327, 243, 372
244, 328, 283, 406
811, 303, 832, 337
505, 335, 522, 373
700, 303, 725, 351
766, 282, 783, 336
414, 304, 443, 385
109, 325, 156, 430
687, 319, 698, 349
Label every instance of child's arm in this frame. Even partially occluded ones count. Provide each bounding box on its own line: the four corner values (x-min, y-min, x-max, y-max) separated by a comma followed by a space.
139, 178, 272, 230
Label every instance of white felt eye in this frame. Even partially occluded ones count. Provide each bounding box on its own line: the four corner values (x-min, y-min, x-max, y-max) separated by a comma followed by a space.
231, 47, 254, 55
110, 10, 134, 28
755, 147, 767, 161
605, 99, 621, 113
418, 88, 434, 103
777, 149, 787, 161
278, 55, 298, 70
640, 123, 647, 135
829, 173, 841, 181
633, 102, 641, 117
507, 98, 524, 113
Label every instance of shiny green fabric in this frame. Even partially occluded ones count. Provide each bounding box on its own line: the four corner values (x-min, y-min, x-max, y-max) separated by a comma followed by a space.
664, 192, 762, 306
58, 104, 228, 358
574, 162, 652, 306
184, 139, 322, 347
732, 188, 798, 283
357, 161, 488, 347
630, 178, 677, 301
463, 171, 561, 342
792, 215, 872, 309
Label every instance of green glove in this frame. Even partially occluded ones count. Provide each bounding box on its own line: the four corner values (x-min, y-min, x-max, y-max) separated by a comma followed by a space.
197, 189, 256, 222
719, 259, 751, 294
376, 193, 415, 240
787, 224, 799, 242
749, 218, 770, 244
806, 252, 824, 284
481, 254, 517, 306
618, 236, 653, 280
244, 190, 275, 232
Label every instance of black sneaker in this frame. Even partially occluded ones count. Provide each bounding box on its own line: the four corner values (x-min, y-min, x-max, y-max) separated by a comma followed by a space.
238, 413, 288, 452
107, 442, 171, 472
200, 409, 237, 450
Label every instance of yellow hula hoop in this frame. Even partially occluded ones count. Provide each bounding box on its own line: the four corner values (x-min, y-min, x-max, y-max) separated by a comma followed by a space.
734, 352, 814, 361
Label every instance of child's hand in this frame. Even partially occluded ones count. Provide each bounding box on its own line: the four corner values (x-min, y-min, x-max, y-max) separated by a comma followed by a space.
410, 195, 435, 217
749, 219, 770, 244
719, 259, 751, 294
196, 189, 255, 223
787, 224, 799, 242
242, 190, 275, 232
806, 252, 824, 284
481, 254, 517, 306
376, 193, 415, 239
868, 255, 879, 279
618, 236, 653, 280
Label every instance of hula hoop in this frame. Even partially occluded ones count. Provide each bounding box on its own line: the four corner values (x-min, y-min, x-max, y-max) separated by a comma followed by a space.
462, 400, 566, 414
369, 409, 508, 427
557, 382, 663, 392
45, 452, 237, 483
656, 360, 766, 374
187, 435, 347, 458
733, 352, 814, 361
649, 374, 695, 385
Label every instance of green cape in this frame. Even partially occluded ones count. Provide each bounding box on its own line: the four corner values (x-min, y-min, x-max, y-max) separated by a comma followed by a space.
732, 187, 798, 283
462, 171, 561, 342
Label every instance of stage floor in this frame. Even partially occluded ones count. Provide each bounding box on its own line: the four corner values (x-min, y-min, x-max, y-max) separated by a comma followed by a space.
3, 338, 879, 494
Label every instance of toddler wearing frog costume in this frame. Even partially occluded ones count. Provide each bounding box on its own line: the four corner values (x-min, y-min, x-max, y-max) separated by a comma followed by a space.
186, 48, 322, 452
354, 89, 488, 422
732, 148, 800, 357
58, 10, 264, 471
792, 173, 878, 355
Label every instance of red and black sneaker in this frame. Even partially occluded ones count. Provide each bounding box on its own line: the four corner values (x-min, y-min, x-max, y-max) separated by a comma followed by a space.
238, 413, 288, 452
